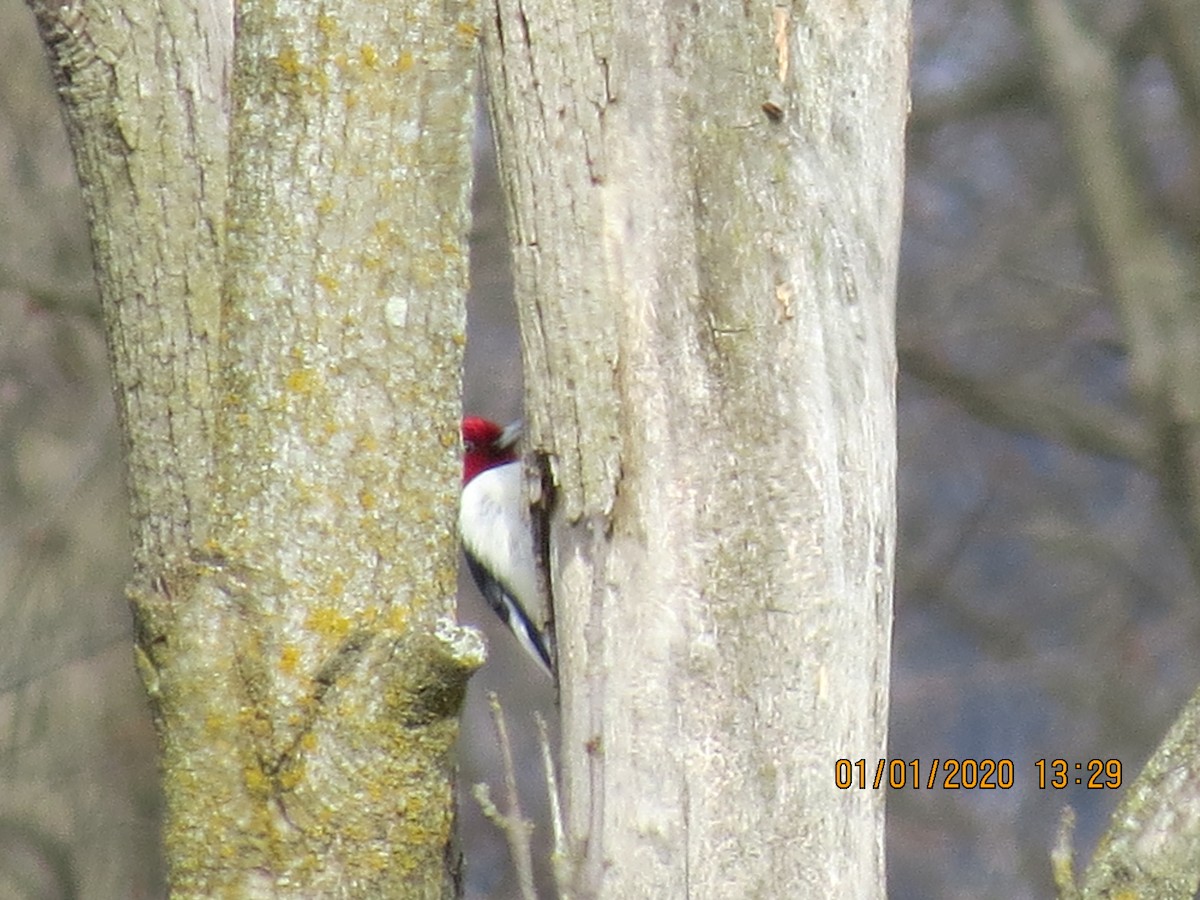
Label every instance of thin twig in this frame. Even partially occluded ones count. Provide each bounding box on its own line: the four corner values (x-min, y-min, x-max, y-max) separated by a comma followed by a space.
536, 711, 570, 899
1051, 806, 1079, 900
474, 691, 538, 900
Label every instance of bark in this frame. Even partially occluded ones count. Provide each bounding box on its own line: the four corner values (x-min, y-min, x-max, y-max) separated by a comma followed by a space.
28, 0, 480, 894
483, 1, 908, 896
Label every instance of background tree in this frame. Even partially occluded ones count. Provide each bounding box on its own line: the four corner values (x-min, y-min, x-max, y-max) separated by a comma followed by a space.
896, 0, 1200, 896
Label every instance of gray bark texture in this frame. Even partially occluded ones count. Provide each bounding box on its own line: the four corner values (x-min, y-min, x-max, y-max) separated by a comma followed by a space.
28, 0, 480, 894
482, 1, 908, 897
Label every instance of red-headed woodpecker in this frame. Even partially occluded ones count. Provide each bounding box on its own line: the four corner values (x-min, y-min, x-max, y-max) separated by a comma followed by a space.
460, 416, 554, 677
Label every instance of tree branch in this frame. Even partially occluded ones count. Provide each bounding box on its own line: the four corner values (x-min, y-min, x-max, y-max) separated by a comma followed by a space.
1077, 685, 1200, 897
1022, 0, 1200, 582
900, 346, 1154, 468
474, 693, 538, 900
910, 57, 1039, 131
1151, 0, 1200, 125
1023, 0, 1195, 396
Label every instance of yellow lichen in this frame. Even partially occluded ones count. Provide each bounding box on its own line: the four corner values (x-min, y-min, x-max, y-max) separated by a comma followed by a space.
276, 46, 303, 77
277, 762, 305, 792
387, 605, 410, 631
316, 13, 337, 39
243, 765, 270, 796
285, 367, 317, 394
306, 606, 351, 639
279, 644, 300, 675
325, 570, 347, 598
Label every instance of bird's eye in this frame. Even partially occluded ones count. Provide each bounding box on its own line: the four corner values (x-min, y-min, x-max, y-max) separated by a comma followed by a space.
464, 440, 475, 452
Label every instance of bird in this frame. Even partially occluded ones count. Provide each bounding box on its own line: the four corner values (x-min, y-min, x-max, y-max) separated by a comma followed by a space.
459, 416, 554, 677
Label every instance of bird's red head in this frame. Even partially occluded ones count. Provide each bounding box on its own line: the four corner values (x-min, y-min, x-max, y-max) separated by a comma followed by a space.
462, 416, 521, 484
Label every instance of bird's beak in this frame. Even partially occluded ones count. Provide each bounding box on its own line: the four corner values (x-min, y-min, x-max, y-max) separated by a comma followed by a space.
498, 419, 523, 450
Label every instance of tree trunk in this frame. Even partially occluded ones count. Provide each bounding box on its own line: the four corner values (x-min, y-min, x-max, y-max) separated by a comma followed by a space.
483, 1, 908, 896
28, 0, 479, 894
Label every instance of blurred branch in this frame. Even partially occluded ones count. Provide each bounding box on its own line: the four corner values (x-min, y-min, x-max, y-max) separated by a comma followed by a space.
0, 623, 128, 699
0, 258, 98, 322
1023, 0, 1195, 371
1151, 0, 1200, 125
910, 57, 1039, 131
1022, 0, 1200, 584
904, 491, 1032, 659
900, 346, 1153, 468
912, 4, 1159, 134
0, 816, 78, 900
1001, 0, 1200, 830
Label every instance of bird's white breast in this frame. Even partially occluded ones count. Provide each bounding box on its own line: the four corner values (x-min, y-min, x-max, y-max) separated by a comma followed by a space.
459, 461, 544, 625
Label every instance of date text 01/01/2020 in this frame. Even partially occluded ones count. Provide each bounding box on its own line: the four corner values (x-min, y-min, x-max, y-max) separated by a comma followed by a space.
833, 758, 1123, 790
